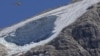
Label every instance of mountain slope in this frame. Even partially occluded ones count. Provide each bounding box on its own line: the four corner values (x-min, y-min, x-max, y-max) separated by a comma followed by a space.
21, 1, 100, 56
0, 0, 99, 56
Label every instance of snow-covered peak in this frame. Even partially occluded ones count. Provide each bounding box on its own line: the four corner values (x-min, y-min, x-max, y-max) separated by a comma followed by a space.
0, 0, 100, 56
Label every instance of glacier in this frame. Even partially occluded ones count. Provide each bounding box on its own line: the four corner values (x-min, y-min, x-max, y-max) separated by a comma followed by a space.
0, 0, 99, 56
5, 15, 57, 46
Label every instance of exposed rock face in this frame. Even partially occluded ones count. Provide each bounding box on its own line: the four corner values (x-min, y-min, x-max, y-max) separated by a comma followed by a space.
21, 1, 100, 56
0, 44, 7, 56
72, 23, 99, 49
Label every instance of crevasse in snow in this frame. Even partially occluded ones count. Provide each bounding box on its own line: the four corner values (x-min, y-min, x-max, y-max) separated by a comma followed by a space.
0, 0, 99, 56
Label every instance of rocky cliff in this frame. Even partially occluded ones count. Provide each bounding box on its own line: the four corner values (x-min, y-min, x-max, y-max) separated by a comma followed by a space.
20, 1, 100, 56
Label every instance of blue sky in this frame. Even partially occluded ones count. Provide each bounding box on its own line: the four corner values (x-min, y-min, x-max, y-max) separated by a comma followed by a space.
0, 0, 71, 28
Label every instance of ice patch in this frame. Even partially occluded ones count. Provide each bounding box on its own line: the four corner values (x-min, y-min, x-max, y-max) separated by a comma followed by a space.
5, 15, 57, 46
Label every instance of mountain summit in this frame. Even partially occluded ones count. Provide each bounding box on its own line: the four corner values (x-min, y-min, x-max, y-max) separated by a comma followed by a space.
0, 0, 100, 56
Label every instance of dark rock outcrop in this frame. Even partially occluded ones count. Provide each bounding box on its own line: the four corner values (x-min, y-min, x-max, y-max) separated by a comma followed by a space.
72, 23, 99, 49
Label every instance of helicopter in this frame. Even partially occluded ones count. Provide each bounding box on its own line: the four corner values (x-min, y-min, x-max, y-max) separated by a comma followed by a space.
15, 0, 21, 6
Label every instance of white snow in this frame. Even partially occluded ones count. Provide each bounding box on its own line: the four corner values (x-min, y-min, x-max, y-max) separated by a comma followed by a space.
0, 0, 99, 56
